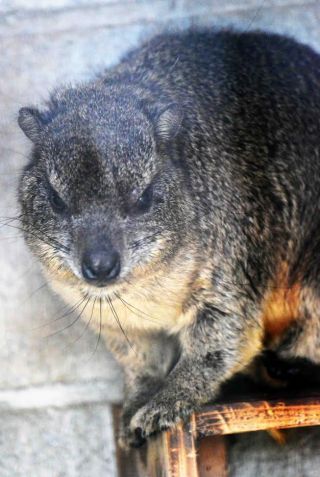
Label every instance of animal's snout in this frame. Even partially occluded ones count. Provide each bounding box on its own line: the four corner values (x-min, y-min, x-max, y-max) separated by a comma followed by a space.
81, 247, 121, 286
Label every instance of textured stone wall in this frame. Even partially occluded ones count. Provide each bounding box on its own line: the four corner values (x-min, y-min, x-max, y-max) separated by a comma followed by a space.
1, 1, 320, 475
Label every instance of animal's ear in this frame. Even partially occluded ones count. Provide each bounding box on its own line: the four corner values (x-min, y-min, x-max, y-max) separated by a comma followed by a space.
155, 103, 183, 142
18, 107, 44, 144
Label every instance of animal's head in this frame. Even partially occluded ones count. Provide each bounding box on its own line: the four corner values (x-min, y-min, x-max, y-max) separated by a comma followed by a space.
18, 84, 192, 302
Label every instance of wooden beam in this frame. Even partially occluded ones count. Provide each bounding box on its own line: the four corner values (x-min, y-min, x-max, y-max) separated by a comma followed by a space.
195, 395, 320, 437
147, 415, 199, 477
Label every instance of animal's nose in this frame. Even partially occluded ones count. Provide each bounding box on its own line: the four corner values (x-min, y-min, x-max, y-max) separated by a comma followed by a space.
81, 248, 121, 286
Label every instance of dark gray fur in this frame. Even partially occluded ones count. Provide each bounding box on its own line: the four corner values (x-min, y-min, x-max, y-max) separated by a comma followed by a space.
18, 29, 320, 447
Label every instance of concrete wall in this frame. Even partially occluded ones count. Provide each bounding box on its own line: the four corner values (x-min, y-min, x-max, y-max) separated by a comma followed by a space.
1, 1, 320, 476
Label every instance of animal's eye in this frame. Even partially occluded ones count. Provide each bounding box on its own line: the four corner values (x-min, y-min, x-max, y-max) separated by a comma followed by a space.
49, 186, 67, 214
134, 185, 153, 214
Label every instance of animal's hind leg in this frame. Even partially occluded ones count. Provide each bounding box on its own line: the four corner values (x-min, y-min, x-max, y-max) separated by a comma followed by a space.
261, 285, 320, 385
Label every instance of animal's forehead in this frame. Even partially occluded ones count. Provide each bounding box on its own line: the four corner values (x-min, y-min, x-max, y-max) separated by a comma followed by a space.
43, 112, 157, 199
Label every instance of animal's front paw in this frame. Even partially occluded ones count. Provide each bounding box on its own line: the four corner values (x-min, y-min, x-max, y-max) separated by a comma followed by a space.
118, 404, 147, 450
129, 396, 196, 443
118, 420, 147, 450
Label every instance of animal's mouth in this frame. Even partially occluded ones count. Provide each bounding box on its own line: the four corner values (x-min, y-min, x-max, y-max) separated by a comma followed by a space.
80, 287, 121, 301
78, 276, 129, 301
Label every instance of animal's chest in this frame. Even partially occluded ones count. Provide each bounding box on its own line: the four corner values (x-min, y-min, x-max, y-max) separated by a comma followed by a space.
52, 276, 196, 335
95, 291, 193, 333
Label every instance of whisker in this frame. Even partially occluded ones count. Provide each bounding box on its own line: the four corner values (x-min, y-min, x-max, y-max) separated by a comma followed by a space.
32, 296, 86, 331
91, 297, 102, 357
0, 214, 24, 229
71, 296, 97, 347
0, 146, 31, 160
20, 281, 49, 305
244, 0, 267, 32
45, 296, 91, 338
0, 214, 69, 253
2, 221, 70, 254
82, 297, 102, 362
106, 296, 135, 352
129, 231, 161, 250
114, 292, 160, 324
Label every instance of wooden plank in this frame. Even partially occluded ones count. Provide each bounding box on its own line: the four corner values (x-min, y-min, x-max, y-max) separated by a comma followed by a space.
147, 415, 199, 477
195, 395, 320, 437
198, 435, 228, 477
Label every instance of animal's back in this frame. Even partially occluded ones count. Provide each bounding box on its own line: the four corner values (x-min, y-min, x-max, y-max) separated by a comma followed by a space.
108, 29, 320, 230
112, 29, 320, 367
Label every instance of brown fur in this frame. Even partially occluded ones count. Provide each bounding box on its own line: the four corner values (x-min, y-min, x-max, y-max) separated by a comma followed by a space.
262, 263, 301, 345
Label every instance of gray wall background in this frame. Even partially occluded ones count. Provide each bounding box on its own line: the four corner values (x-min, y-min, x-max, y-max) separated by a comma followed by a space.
1, 1, 320, 476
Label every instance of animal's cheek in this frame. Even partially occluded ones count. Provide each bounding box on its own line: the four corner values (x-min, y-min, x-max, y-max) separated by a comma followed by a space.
48, 274, 84, 308
122, 248, 158, 281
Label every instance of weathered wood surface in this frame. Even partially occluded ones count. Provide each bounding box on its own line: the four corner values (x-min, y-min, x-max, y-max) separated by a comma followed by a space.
197, 435, 228, 477
195, 395, 320, 437
147, 415, 199, 477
